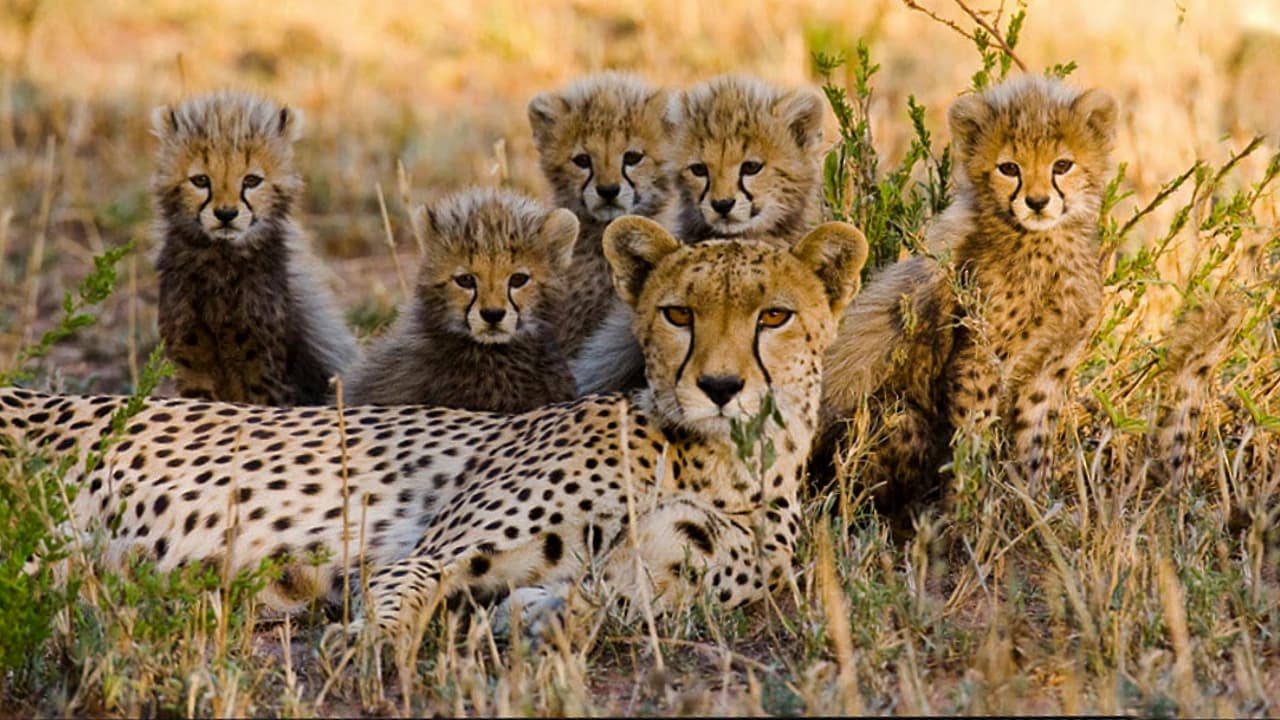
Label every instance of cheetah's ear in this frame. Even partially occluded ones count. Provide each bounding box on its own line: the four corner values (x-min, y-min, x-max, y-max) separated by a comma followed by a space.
151, 104, 179, 138
645, 87, 680, 135
603, 216, 682, 309
947, 92, 992, 161
539, 207, 579, 273
415, 203, 445, 265
1071, 88, 1117, 146
528, 92, 567, 148
275, 106, 303, 142
775, 89, 825, 151
790, 222, 868, 315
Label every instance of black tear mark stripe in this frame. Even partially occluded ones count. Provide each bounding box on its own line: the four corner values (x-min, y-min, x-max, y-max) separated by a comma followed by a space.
737, 174, 754, 203
579, 166, 595, 196
197, 187, 212, 217
1051, 174, 1066, 202
1008, 175, 1022, 205
507, 285, 522, 326
621, 163, 637, 194
751, 325, 773, 388
697, 176, 710, 204
240, 185, 254, 215
673, 316, 695, 386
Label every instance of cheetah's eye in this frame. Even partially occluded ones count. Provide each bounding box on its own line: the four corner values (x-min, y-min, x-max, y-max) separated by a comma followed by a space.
758, 308, 793, 328
688, 163, 708, 178
242, 174, 263, 189
996, 162, 1020, 178
623, 151, 644, 167
661, 306, 693, 327
572, 154, 592, 169
1052, 159, 1074, 175
189, 174, 210, 189
508, 273, 530, 288
740, 160, 764, 176
454, 274, 477, 289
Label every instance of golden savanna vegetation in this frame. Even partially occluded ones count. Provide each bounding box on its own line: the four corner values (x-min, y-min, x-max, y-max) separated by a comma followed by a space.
1, 0, 1277, 715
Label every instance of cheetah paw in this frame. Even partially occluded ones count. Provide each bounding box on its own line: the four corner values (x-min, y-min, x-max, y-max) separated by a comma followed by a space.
489, 586, 568, 642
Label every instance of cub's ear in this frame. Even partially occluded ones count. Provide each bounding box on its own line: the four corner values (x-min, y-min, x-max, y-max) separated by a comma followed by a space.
275, 106, 303, 141
775, 89, 825, 151
947, 92, 992, 161
151, 104, 179, 137
645, 87, 680, 135
603, 216, 682, 308
790, 222, 868, 315
1071, 88, 1118, 147
527, 92, 567, 148
415, 203, 446, 268
539, 207, 579, 273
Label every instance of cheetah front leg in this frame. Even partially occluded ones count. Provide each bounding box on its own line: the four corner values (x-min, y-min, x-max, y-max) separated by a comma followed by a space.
598, 495, 797, 616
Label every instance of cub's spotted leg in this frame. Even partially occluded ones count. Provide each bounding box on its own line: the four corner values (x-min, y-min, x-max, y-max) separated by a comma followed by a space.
599, 496, 799, 615
1005, 336, 1087, 491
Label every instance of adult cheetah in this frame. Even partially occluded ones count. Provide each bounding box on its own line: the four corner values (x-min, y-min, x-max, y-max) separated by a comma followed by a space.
1, 217, 867, 641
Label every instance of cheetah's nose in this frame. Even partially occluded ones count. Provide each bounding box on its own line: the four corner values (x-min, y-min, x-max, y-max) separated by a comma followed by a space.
596, 184, 620, 201
213, 206, 239, 223
710, 198, 735, 216
1025, 195, 1050, 213
480, 308, 507, 325
696, 374, 744, 407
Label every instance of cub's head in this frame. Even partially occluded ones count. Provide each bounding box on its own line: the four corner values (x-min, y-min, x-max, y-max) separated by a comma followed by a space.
604, 217, 867, 439
674, 75, 825, 243
152, 90, 301, 247
528, 72, 675, 225
415, 189, 577, 345
948, 75, 1117, 233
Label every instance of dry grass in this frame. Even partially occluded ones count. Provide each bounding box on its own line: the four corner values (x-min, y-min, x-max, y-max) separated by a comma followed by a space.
1, 0, 1278, 715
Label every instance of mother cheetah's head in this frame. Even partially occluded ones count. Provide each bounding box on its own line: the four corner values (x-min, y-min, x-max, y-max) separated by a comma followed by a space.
604, 217, 867, 439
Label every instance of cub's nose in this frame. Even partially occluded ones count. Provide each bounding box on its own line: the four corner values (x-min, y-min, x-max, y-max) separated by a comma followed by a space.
480, 308, 507, 325
213, 206, 239, 223
1025, 195, 1050, 212
596, 184, 621, 201
696, 374, 744, 407
710, 198, 735, 216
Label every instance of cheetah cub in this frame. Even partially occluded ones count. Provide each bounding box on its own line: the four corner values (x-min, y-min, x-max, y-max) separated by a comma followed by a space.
671, 74, 826, 247
819, 75, 1117, 523
574, 74, 828, 394
152, 90, 357, 406
343, 189, 578, 412
527, 72, 677, 360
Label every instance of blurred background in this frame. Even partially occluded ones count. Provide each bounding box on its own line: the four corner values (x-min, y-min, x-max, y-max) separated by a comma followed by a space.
1, 0, 1277, 393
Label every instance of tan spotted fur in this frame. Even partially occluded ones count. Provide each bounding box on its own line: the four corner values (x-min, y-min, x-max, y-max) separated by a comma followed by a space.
0, 218, 867, 641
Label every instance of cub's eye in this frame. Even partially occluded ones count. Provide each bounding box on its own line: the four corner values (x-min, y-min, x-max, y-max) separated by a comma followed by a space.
623, 151, 644, 166
758, 308, 793, 328
454, 274, 477, 289
508, 273, 530, 288
189, 174, 210, 189
572, 154, 592, 169
242, 174, 263, 189
661, 306, 693, 327
740, 160, 764, 176
688, 163, 708, 177
996, 162, 1020, 178
1052, 159, 1074, 175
